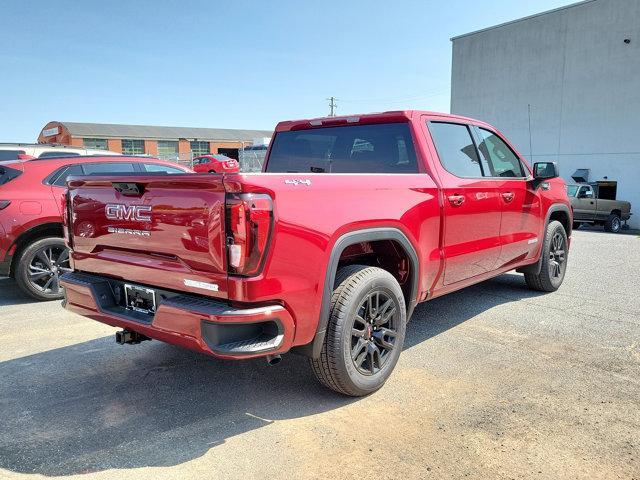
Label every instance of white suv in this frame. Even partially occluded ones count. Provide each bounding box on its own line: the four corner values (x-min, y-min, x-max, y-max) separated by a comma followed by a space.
0, 143, 119, 161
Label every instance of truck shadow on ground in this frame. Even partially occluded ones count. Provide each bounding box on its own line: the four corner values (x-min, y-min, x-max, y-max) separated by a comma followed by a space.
0, 273, 544, 476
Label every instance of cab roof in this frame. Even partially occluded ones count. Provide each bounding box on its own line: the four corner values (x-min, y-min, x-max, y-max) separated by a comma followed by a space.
274, 110, 492, 132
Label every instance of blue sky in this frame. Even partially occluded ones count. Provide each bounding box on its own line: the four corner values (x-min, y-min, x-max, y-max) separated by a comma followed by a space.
2, 0, 574, 142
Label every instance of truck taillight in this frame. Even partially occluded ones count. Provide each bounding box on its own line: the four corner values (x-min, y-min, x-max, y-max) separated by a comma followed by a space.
225, 193, 273, 276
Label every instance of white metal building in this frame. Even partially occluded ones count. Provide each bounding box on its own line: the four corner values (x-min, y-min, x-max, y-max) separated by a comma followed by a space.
450, 0, 640, 227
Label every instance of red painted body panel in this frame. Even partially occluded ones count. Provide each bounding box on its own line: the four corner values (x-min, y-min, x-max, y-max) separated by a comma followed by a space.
62, 111, 572, 360
0, 156, 191, 276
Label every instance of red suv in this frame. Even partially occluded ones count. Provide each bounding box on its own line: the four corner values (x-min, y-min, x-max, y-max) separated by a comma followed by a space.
0, 156, 191, 300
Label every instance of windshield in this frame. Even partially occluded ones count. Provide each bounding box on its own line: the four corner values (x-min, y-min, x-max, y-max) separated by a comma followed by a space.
566, 185, 579, 197
266, 123, 418, 173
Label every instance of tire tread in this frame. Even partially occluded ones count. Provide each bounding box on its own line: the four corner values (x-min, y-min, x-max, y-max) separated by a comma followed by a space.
310, 265, 403, 396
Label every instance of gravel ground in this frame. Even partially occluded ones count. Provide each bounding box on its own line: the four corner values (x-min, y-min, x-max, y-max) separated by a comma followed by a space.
0, 229, 638, 480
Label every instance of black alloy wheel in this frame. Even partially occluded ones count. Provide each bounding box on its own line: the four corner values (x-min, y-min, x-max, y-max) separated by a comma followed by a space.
15, 237, 71, 301
548, 231, 566, 280
350, 291, 399, 375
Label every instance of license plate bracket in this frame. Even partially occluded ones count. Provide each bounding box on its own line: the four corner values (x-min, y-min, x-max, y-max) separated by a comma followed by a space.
123, 284, 157, 314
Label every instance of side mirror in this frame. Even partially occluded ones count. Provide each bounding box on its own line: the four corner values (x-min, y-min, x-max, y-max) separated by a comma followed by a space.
533, 162, 559, 180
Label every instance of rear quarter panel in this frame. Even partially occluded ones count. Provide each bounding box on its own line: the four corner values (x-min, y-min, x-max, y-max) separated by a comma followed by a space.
225, 173, 441, 346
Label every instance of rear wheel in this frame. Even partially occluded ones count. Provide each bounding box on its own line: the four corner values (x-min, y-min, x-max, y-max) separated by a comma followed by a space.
14, 237, 71, 301
604, 213, 621, 233
524, 220, 568, 292
310, 265, 406, 396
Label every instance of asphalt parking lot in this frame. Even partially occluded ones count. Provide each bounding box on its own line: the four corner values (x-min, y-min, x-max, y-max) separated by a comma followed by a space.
0, 229, 638, 480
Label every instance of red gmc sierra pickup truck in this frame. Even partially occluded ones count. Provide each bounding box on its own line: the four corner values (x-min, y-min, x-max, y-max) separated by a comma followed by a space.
61, 111, 572, 396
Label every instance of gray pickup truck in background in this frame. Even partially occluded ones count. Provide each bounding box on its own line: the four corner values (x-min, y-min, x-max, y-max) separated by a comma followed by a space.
567, 183, 632, 233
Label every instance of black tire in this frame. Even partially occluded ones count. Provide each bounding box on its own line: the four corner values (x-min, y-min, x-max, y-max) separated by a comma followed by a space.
572, 222, 581, 230
14, 237, 71, 301
524, 220, 568, 292
604, 213, 621, 233
310, 265, 407, 396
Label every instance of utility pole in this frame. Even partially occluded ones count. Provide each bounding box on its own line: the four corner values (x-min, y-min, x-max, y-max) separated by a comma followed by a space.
327, 97, 337, 117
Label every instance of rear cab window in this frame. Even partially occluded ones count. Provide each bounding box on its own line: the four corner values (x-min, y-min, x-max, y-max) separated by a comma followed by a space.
265, 123, 419, 173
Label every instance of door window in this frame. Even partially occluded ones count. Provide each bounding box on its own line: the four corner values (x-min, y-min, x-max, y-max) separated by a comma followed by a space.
577, 186, 593, 198
83, 162, 136, 174
428, 122, 483, 178
475, 128, 525, 178
143, 163, 184, 174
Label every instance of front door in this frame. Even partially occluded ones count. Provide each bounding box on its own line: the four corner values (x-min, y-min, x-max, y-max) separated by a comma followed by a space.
472, 126, 541, 266
426, 121, 502, 285
573, 185, 596, 221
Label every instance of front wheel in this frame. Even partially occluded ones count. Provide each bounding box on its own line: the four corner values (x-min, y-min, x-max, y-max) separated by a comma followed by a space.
14, 237, 71, 301
310, 265, 407, 396
524, 220, 568, 292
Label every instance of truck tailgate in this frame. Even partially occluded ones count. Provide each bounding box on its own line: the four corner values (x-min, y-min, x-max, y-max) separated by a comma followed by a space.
67, 175, 228, 298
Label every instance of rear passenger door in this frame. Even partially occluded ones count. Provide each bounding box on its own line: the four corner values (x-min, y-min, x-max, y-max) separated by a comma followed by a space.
426, 121, 502, 285
472, 127, 541, 267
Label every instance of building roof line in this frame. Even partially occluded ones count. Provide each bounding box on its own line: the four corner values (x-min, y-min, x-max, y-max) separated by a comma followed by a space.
44, 121, 272, 142
450, 0, 597, 41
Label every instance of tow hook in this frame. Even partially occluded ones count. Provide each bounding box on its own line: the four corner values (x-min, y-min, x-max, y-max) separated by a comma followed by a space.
115, 329, 151, 345
266, 354, 282, 366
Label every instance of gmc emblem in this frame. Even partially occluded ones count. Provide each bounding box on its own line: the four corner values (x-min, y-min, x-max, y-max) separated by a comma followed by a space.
105, 204, 152, 222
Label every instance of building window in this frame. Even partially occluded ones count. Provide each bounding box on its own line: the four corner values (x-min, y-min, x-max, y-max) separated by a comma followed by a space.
190, 141, 210, 157
121, 139, 145, 155
157, 140, 179, 161
83, 138, 108, 150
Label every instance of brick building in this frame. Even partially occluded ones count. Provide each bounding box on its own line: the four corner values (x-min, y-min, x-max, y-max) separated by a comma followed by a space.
37, 121, 272, 162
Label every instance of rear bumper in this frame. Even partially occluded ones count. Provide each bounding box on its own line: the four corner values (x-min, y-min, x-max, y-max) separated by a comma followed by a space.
60, 271, 296, 360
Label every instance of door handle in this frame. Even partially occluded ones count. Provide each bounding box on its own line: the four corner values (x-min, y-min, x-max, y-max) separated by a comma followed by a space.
448, 194, 465, 206
501, 192, 515, 203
